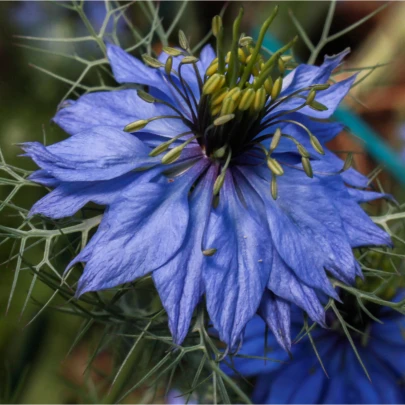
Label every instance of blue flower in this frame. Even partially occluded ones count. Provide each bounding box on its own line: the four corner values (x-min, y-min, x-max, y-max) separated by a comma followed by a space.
23, 10, 391, 349
225, 291, 405, 404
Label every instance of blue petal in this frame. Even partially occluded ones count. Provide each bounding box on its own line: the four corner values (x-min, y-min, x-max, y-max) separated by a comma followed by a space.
29, 171, 151, 219
28, 169, 60, 187
281, 49, 350, 95
324, 178, 392, 247
106, 43, 164, 87
152, 165, 217, 344
258, 291, 291, 351
268, 247, 325, 326
53, 89, 189, 138
238, 166, 339, 298
269, 75, 356, 120
203, 171, 271, 348
21, 126, 155, 182
75, 159, 209, 295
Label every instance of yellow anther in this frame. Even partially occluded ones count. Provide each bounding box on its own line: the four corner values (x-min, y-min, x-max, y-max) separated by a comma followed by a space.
271, 76, 283, 99
306, 89, 316, 105
238, 88, 256, 111
269, 128, 282, 153
225, 51, 231, 64
227, 87, 242, 102
278, 58, 285, 74
203, 73, 225, 95
165, 56, 173, 75
211, 87, 229, 107
253, 88, 267, 111
212, 15, 222, 37
264, 77, 273, 95
206, 62, 219, 77
267, 157, 284, 176
161, 145, 183, 164
220, 97, 237, 115
124, 119, 148, 133
271, 174, 278, 200
163, 47, 183, 56
252, 65, 260, 77
238, 48, 247, 63
246, 54, 252, 64
211, 104, 222, 116
214, 113, 235, 125
302, 157, 313, 178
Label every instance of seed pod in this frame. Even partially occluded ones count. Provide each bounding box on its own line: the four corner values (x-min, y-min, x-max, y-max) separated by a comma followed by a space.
238, 88, 255, 111
202, 248, 217, 256
124, 119, 148, 132
302, 157, 313, 178
178, 30, 189, 50
267, 157, 284, 176
214, 113, 235, 126
163, 47, 183, 56
269, 128, 282, 152
271, 174, 278, 200
137, 90, 155, 103
212, 15, 222, 37
271, 76, 283, 99
310, 135, 325, 155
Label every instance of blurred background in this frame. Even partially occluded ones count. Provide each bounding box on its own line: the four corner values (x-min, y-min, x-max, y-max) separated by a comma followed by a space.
0, 1, 404, 403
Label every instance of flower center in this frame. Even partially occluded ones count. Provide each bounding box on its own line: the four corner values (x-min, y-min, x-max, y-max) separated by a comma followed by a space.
124, 7, 333, 197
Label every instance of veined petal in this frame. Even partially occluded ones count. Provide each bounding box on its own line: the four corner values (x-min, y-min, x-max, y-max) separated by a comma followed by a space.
152, 165, 217, 344
281, 49, 350, 95
29, 171, 149, 219
21, 126, 156, 182
269, 75, 356, 120
54, 90, 189, 138
268, 247, 325, 326
107, 43, 164, 88
75, 159, 209, 295
258, 291, 291, 351
238, 166, 338, 298
203, 171, 271, 348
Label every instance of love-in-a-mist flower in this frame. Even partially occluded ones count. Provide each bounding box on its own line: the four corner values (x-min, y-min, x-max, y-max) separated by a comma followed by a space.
23, 7, 391, 349
225, 290, 405, 404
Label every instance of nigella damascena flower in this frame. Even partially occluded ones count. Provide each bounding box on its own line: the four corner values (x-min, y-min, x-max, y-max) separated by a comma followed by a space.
22, 8, 391, 349
225, 291, 405, 404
